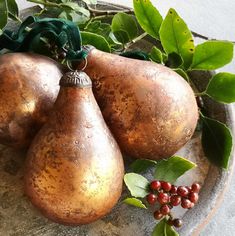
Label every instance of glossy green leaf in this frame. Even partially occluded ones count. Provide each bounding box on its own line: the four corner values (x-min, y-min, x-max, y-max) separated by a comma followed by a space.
81, 31, 110, 52
190, 41, 234, 70
111, 12, 138, 44
165, 223, 179, 236
150, 46, 164, 64
85, 21, 116, 46
124, 173, 150, 198
123, 197, 147, 209
133, 0, 162, 39
61, 2, 90, 17
159, 8, 194, 69
206, 72, 235, 103
173, 68, 189, 82
7, 0, 18, 17
0, 0, 8, 29
166, 52, 183, 68
154, 156, 196, 183
201, 116, 233, 169
130, 159, 157, 173
112, 30, 129, 44
152, 218, 167, 236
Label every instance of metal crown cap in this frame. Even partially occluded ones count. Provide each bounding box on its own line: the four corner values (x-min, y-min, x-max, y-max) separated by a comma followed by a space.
59, 71, 92, 88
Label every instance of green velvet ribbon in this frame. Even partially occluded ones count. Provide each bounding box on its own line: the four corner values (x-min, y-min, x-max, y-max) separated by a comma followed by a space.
0, 16, 149, 62
0, 16, 87, 61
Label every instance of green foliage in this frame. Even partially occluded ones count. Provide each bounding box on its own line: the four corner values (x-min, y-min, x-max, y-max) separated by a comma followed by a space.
190, 41, 234, 70
152, 218, 179, 236
133, 0, 163, 39
81, 31, 110, 52
150, 46, 165, 64
206, 73, 235, 103
154, 156, 196, 183
173, 68, 189, 82
0, 0, 19, 29
130, 159, 157, 173
123, 197, 147, 209
111, 12, 138, 44
84, 21, 117, 46
201, 116, 233, 169
124, 173, 150, 198
160, 8, 194, 69
166, 52, 183, 68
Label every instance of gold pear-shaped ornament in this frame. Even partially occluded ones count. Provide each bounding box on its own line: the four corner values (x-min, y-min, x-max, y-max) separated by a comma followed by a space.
24, 70, 124, 225
77, 47, 198, 160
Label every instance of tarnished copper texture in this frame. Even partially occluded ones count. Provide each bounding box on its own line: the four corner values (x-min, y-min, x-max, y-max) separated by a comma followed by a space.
0, 53, 62, 148
24, 71, 124, 225
77, 48, 198, 160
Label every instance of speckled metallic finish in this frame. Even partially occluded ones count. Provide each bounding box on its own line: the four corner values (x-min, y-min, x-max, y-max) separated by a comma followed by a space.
78, 48, 198, 160
0, 53, 62, 148
24, 71, 124, 225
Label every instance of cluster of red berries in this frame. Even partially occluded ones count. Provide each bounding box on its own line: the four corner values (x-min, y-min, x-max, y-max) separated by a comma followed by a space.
146, 180, 201, 228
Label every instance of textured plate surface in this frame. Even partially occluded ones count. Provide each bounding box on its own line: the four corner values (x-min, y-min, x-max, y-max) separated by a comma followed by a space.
0, 2, 234, 236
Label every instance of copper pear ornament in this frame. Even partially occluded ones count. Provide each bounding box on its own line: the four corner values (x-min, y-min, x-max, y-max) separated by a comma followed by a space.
77, 47, 198, 160
24, 71, 124, 225
0, 53, 63, 148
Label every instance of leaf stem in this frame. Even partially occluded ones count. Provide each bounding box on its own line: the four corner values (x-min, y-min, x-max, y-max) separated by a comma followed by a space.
35, 7, 47, 17
88, 6, 134, 17
195, 91, 206, 96
28, 0, 60, 8
192, 31, 235, 44
125, 32, 148, 49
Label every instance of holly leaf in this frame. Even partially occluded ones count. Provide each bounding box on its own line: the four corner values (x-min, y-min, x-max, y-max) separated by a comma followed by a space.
81, 31, 110, 52
123, 197, 147, 209
173, 68, 189, 82
124, 173, 150, 198
190, 41, 234, 70
205, 72, 235, 103
130, 159, 157, 173
159, 8, 194, 69
0, 0, 8, 29
154, 156, 196, 183
111, 12, 138, 44
201, 116, 233, 169
133, 0, 163, 39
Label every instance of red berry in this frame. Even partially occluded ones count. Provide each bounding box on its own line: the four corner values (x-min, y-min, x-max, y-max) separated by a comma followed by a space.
170, 195, 181, 206
167, 219, 174, 226
150, 180, 161, 191
157, 192, 169, 204
173, 218, 183, 228
177, 186, 189, 197
161, 181, 172, 192
186, 186, 192, 192
147, 193, 157, 205
154, 210, 163, 220
170, 185, 178, 194
191, 183, 201, 193
160, 205, 170, 215
188, 192, 199, 203
189, 202, 195, 209
181, 198, 192, 209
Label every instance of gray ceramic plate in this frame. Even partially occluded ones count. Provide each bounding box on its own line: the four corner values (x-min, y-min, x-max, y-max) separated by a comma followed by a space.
0, 2, 234, 236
